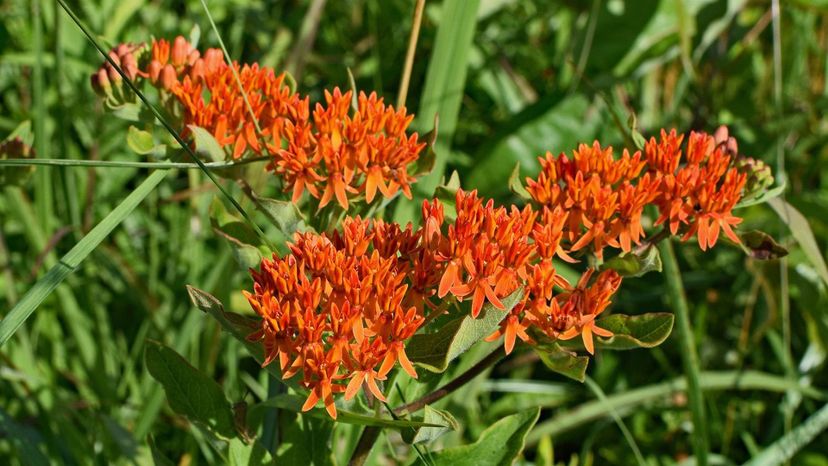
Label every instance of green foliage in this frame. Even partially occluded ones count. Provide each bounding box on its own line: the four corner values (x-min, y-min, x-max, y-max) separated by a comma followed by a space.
407, 289, 523, 372
145, 340, 237, 439
411, 408, 539, 466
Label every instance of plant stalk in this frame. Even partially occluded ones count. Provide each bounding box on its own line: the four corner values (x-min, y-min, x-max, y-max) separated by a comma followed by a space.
658, 239, 709, 466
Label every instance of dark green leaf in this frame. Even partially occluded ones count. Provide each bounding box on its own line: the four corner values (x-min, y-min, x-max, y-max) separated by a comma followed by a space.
148, 436, 176, 466
601, 245, 662, 277
407, 289, 523, 372
401, 405, 460, 444
144, 340, 236, 438
535, 342, 589, 382
412, 408, 539, 466
739, 230, 789, 260
580, 313, 675, 351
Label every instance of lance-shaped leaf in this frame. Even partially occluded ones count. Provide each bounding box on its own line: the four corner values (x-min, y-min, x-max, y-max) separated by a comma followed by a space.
534, 342, 589, 382
412, 408, 540, 466
189, 125, 226, 162
739, 230, 788, 261
558, 313, 675, 351
601, 245, 662, 277
144, 340, 236, 439
186, 286, 301, 390
401, 405, 460, 445
252, 395, 450, 429
411, 114, 439, 177
406, 289, 523, 372
249, 194, 307, 237
210, 198, 264, 269
769, 198, 828, 287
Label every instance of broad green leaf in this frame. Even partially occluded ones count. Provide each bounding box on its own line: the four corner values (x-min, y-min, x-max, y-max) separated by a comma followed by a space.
534, 342, 589, 382
558, 313, 675, 351
251, 194, 307, 237
406, 289, 523, 372
189, 125, 226, 162
401, 405, 460, 445
210, 198, 265, 268
227, 438, 274, 466
254, 394, 450, 429
769, 198, 828, 287
126, 125, 155, 154
106, 100, 142, 121
275, 411, 334, 466
601, 245, 663, 277
186, 286, 301, 389
0, 170, 168, 347
739, 230, 789, 261
412, 408, 540, 466
145, 340, 236, 439
411, 114, 439, 177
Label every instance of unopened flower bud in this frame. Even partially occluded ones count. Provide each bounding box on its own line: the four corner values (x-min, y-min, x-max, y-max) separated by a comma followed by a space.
148, 60, 163, 83
738, 157, 774, 197
159, 64, 177, 91
91, 68, 111, 97
172, 36, 190, 67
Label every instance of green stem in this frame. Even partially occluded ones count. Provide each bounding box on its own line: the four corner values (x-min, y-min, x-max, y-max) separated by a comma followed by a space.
0, 156, 269, 169
32, 0, 53, 230
658, 239, 709, 466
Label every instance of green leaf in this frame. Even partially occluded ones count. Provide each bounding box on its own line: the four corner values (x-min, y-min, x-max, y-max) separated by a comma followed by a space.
189, 125, 226, 162
406, 289, 523, 372
274, 411, 334, 466
126, 125, 155, 155
106, 101, 142, 121
144, 340, 236, 439
412, 114, 439, 177
0, 170, 169, 347
227, 438, 274, 466
251, 194, 307, 237
412, 408, 540, 466
148, 436, 176, 466
210, 198, 264, 269
401, 405, 460, 445
534, 342, 589, 382
254, 394, 450, 429
186, 286, 301, 389
601, 245, 662, 277
737, 181, 786, 208
739, 230, 789, 261
508, 163, 532, 201
594, 313, 675, 349
769, 198, 828, 287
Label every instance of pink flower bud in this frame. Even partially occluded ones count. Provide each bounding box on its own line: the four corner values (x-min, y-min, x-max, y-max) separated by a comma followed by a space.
91, 68, 111, 96
189, 59, 206, 82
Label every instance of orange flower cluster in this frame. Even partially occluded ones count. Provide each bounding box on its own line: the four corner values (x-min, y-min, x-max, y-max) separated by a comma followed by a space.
525, 128, 749, 255
93, 38, 427, 205
244, 217, 429, 419
272, 88, 426, 210
246, 189, 626, 417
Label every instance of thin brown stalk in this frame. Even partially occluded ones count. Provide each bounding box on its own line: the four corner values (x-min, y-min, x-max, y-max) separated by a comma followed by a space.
397, 0, 427, 109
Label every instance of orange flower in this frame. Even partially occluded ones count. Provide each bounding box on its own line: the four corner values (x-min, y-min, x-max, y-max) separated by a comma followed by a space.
276, 88, 425, 210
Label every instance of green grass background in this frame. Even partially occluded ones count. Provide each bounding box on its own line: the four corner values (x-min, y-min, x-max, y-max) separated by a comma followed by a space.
2, 0, 828, 464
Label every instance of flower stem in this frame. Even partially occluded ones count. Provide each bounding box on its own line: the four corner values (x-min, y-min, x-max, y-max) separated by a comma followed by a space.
397, 0, 426, 109
348, 346, 505, 465
658, 239, 709, 466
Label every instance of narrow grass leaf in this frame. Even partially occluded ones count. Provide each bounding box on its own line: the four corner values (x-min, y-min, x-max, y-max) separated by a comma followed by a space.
769, 198, 828, 287
742, 401, 828, 466
0, 169, 168, 347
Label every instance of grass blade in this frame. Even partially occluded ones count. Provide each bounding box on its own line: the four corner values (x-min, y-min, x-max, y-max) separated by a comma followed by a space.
393, 0, 481, 222
742, 401, 828, 466
0, 169, 168, 347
